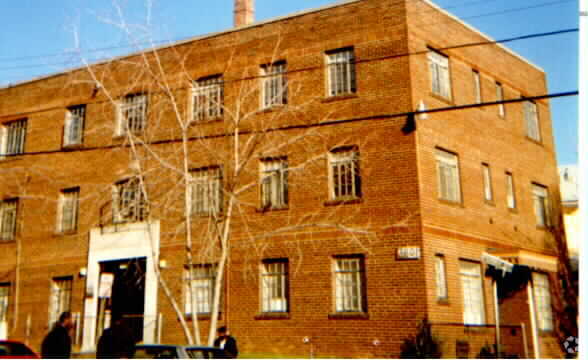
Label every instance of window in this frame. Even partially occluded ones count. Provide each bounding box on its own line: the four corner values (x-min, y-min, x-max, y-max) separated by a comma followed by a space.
506, 172, 516, 209
496, 82, 505, 117
532, 184, 550, 227
64, 105, 85, 146
329, 148, 361, 200
0, 199, 17, 242
482, 164, 493, 202
435, 255, 448, 300
0, 284, 9, 339
533, 273, 553, 331
260, 158, 288, 210
185, 265, 216, 314
428, 50, 452, 99
1, 119, 27, 156
49, 277, 72, 327
524, 101, 541, 141
117, 94, 147, 135
190, 167, 223, 216
192, 76, 223, 122
459, 261, 485, 325
473, 70, 481, 104
261, 260, 288, 313
436, 149, 461, 203
58, 188, 79, 233
333, 256, 365, 312
326, 48, 356, 97
261, 62, 287, 108
113, 178, 148, 223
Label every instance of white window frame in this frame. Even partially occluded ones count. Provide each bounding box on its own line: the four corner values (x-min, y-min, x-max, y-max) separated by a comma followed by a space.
328, 148, 361, 201
435, 255, 448, 300
190, 167, 223, 216
459, 261, 485, 325
261, 62, 287, 109
333, 256, 364, 313
260, 260, 288, 313
326, 48, 356, 97
473, 70, 481, 104
506, 172, 517, 209
482, 164, 493, 202
260, 158, 288, 210
58, 188, 79, 234
192, 76, 224, 123
64, 105, 85, 146
113, 178, 148, 224
116, 94, 147, 136
48, 277, 73, 328
184, 265, 216, 315
532, 273, 554, 331
532, 184, 551, 227
0, 199, 18, 242
1, 119, 27, 157
428, 50, 452, 100
436, 149, 461, 203
524, 100, 541, 142
496, 82, 505, 117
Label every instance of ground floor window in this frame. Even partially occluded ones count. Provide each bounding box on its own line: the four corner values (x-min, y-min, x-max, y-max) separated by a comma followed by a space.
459, 261, 485, 325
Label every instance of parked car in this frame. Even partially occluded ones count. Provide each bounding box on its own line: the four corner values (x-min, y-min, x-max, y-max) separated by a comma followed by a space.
133, 344, 228, 359
0, 340, 39, 359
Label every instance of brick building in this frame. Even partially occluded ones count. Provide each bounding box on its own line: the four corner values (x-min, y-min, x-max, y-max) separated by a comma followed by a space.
0, 0, 564, 358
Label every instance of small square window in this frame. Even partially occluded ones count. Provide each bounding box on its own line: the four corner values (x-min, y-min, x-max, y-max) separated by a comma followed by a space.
192, 76, 224, 122
117, 94, 147, 135
1, 119, 27, 156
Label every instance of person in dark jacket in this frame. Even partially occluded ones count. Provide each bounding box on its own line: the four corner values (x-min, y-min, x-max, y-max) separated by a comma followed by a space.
96, 317, 137, 359
213, 326, 238, 359
41, 311, 73, 359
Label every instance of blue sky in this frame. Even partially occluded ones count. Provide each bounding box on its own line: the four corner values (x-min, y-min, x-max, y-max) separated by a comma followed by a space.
0, 0, 579, 164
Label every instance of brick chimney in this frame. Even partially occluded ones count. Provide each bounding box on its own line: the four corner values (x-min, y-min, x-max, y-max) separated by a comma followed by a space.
234, 0, 254, 27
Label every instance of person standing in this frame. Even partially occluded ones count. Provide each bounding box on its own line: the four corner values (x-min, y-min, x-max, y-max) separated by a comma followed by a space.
41, 311, 73, 359
213, 326, 238, 358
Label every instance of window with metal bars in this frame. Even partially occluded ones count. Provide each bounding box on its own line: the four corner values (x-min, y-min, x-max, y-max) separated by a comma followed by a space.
59, 188, 79, 233
0, 199, 17, 242
261, 62, 287, 108
185, 265, 216, 314
333, 256, 364, 312
459, 261, 485, 325
192, 76, 224, 122
113, 178, 148, 223
428, 50, 452, 100
190, 167, 223, 216
118, 94, 147, 135
524, 100, 541, 142
329, 148, 361, 201
64, 105, 85, 146
532, 184, 550, 227
326, 49, 356, 97
435, 149, 461, 203
1, 119, 27, 156
532, 273, 553, 331
260, 158, 288, 210
261, 260, 288, 313
48, 277, 72, 327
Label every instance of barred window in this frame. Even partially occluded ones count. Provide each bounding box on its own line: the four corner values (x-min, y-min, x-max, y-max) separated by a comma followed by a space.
460, 261, 485, 325
0, 283, 9, 338
333, 256, 365, 312
0, 199, 17, 242
193, 76, 223, 122
185, 265, 216, 314
436, 149, 461, 203
1, 119, 27, 156
260, 158, 288, 209
524, 101, 541, 141
482, 164, 493, 202
533, 273, 553, 331
473, 70, 481, 104
506, 172, 517, 209
428, 50, 452, 99
326, 49, 356, 97
64, 105, 85, 146
49, 277, 72, 327
58, 188, 79, 233
118, 94, 147, 134
496, 83, 505, 117
261, 62, 287, 108
113, 178, 148, 223
329, 148, 361, 200
190, 167, 223, 216
261, 260, 288, 313
532, 184, 550, 227
435, 255, 448, 300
